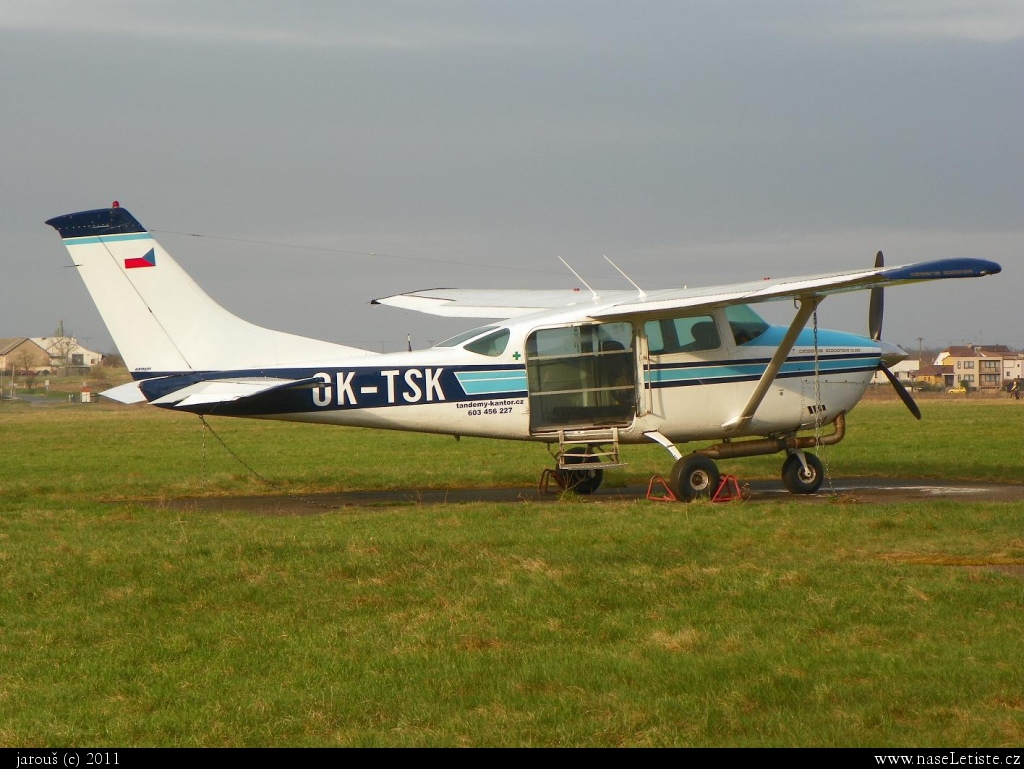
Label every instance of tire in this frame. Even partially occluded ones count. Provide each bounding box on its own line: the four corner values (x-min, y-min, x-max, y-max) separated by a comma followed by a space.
557, 448, 604, 494
781, 452, 824, 494
670, 455, 720, 502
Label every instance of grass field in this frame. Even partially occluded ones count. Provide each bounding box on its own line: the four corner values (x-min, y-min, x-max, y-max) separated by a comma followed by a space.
1, 398, 1022, 746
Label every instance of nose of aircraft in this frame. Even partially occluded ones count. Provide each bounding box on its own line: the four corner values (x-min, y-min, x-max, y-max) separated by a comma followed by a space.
878, 339, 908, 368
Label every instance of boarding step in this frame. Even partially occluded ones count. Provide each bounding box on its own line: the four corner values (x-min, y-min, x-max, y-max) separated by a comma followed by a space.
555, 427, 626, 470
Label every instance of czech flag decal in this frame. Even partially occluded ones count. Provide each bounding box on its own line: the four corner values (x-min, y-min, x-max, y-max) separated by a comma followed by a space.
125, 248, 156, 269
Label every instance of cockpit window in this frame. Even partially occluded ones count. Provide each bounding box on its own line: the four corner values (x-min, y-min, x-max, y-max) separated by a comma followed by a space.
435, 325, 498, 348
464, 328, 510, 357
725, 305, 770, 345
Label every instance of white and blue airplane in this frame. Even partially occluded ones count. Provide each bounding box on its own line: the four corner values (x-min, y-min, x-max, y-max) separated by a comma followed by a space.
47, 204, 1001, 500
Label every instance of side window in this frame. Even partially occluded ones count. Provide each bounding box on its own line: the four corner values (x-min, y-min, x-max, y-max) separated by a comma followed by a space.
646, 319, 665, 353
644, 315, 720, 355
464, 329, 510, 357
435, 325, 497, 348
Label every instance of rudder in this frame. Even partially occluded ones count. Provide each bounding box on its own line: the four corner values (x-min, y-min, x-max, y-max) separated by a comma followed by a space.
46, 204, 373, 376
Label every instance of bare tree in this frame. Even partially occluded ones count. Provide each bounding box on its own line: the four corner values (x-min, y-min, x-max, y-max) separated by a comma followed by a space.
48, 321, 79, 371
101, 351, 124, 369
16, 349, 38, 389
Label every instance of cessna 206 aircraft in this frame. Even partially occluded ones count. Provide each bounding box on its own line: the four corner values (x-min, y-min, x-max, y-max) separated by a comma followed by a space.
46, 204, 1001, 500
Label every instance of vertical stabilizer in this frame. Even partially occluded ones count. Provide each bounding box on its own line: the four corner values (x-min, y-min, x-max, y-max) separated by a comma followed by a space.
46, 206, 375, 375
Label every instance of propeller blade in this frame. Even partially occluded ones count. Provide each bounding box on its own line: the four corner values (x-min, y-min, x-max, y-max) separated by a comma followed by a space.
881, 364, 921, 420
869, 250, 884, 341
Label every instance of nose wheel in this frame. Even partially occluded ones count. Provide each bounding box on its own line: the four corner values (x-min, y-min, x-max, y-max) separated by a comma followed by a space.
781, 452, 824, 494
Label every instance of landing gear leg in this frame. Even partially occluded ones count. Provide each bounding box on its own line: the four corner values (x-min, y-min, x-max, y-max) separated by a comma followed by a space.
670, 455, 720, 502
555, 447, 604, 494
781, 450, 824, 494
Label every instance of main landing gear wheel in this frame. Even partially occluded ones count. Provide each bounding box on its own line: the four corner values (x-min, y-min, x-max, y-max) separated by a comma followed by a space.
670, 455, 720, 502
556, 448, 604, 495
781, 452, 824, 494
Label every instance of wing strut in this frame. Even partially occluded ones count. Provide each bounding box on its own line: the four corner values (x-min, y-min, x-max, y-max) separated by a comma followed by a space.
722, 296, 821, 433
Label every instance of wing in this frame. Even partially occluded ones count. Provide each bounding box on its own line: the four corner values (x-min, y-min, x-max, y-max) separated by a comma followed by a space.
371, 288, 634, 318
372, 258, 1001, 320
590, 258, 1002, 320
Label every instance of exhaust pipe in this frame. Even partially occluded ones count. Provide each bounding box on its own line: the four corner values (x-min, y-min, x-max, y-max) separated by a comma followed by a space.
695, 412, 846, 460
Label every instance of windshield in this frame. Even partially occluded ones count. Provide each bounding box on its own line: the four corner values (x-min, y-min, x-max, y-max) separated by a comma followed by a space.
435, 325, 498, 348
725, 305, 770, 345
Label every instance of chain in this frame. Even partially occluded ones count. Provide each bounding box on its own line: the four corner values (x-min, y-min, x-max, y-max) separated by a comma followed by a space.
197, 415, 343, 511
811, 307, 835, 494
812, 307, 823, 438
201, 415, 208, 489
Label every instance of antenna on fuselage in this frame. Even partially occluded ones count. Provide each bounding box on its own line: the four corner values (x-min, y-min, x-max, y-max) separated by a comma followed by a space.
603, 254, 647, 298
558, 256, 599, 301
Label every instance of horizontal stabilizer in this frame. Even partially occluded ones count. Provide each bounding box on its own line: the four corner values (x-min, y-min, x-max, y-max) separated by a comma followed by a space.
100, 381, 148, 404
150, 376, 323, 408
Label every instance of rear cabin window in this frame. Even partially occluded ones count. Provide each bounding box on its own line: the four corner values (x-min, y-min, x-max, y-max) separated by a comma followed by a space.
435, 326, 498, 348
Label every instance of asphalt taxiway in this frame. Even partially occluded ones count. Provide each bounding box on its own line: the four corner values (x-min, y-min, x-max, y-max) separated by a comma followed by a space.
146, 477, 1024, 516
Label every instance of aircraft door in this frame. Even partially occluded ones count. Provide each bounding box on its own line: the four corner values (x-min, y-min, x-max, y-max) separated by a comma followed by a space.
643, 312, 727, 422
526, 322, 637, 433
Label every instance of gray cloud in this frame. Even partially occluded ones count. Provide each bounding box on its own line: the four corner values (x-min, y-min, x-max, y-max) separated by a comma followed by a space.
3, 1, 1020, 353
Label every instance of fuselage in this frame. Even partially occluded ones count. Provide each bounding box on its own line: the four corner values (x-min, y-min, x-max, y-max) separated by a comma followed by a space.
45, 204, 1000, 499
140, 303, 885, 447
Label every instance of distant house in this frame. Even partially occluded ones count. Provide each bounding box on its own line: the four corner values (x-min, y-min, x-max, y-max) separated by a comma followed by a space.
912, 364, 955, 390
934, 344, 1017, 392
871, 359, 918, 386
1003, 354, 1024, 384
0, 337, 52, 373
31, 337, 104, 369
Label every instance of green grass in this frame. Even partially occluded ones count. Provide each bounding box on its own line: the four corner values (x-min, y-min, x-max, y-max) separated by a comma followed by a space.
0, 399, 1022, 746
2, 397, 1022, 499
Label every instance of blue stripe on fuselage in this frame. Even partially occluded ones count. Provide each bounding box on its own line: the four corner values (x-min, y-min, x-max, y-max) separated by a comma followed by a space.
454, 369, 529, 395
138, 364, 530, 415
648, 353, 880, 388
646, 326, 881, 387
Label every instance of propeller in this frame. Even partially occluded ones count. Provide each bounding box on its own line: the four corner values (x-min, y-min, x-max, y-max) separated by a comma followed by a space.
869, 251, 922, 420
880, 364, 922, 419
869, 250, 884, 342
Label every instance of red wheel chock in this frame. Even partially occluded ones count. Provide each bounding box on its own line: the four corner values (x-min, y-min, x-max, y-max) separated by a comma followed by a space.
646, 475, 678, 502
539, 468, 565, 493
712, 474, 743, 502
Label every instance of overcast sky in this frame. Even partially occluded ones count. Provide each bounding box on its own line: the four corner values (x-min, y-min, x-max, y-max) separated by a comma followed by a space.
2, 1, 1020, 354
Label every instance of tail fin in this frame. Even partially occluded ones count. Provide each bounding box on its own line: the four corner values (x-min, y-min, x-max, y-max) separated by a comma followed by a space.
46, 205, 374, 375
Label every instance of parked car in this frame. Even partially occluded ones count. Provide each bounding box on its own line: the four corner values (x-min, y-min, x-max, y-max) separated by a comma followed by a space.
949, 386, 967, 394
